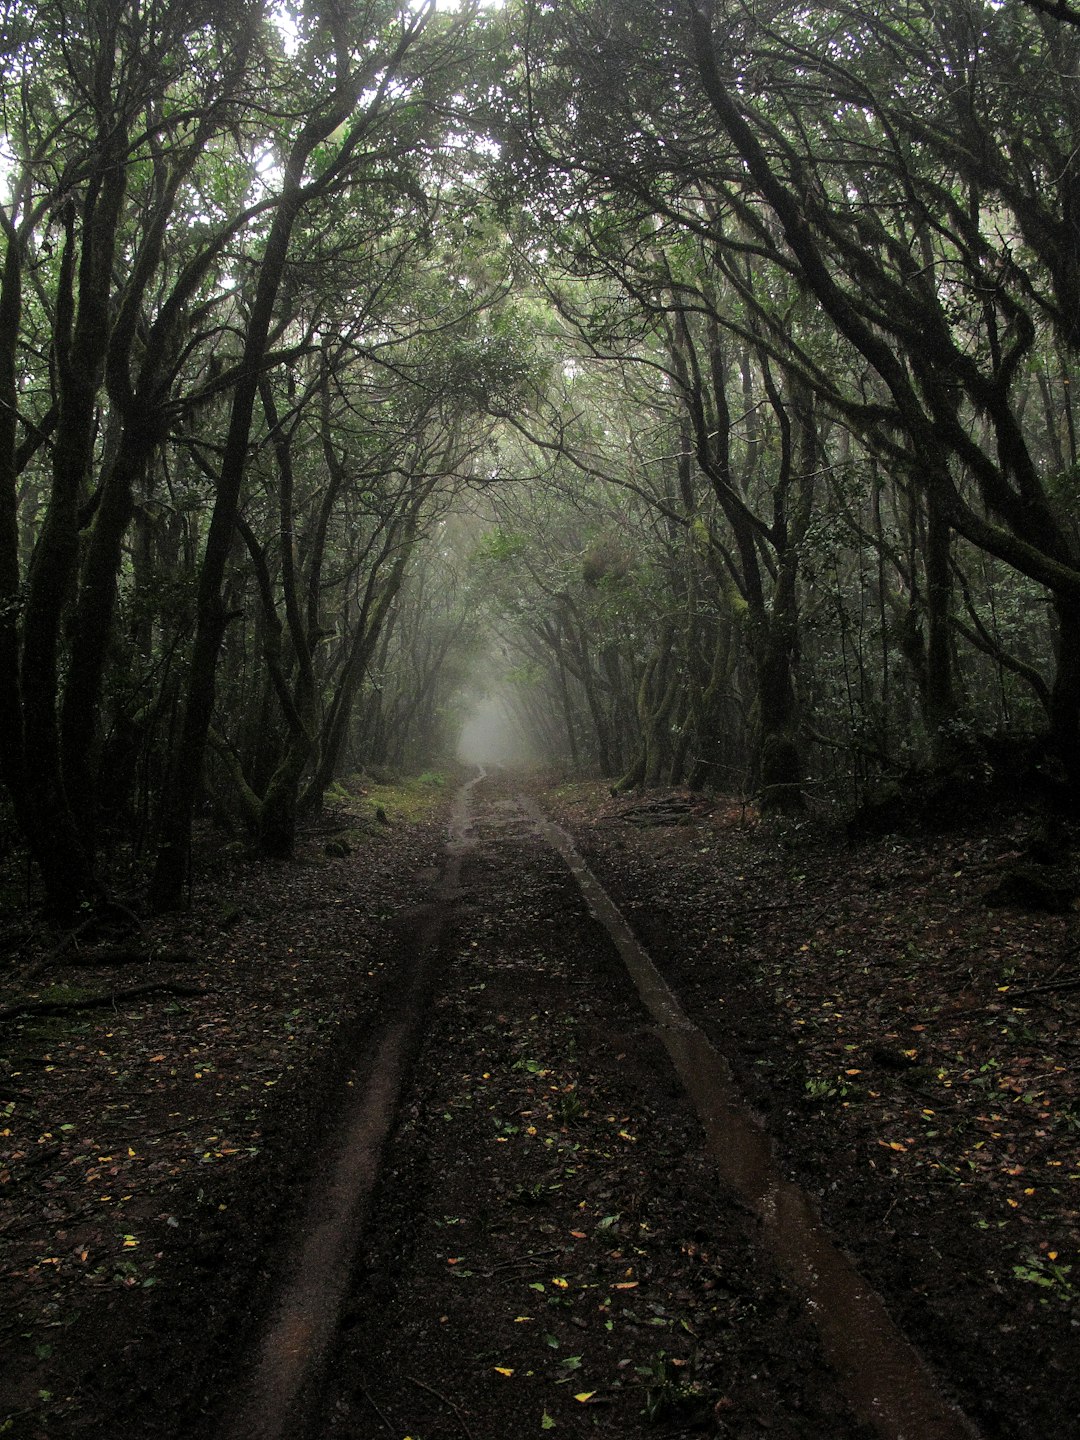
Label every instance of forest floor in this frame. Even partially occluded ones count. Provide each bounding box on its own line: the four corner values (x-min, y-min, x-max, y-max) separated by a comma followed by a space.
0, 768, 1077, 1439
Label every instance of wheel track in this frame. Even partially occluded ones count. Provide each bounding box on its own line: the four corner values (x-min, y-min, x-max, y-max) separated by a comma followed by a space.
219, 771, 982, 1440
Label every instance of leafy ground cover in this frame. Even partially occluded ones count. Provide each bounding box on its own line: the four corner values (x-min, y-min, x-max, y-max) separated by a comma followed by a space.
312, 776, 868, 1439
549, 782, 1080, 1439
0, 774, 453, 1439
1, 768, 1077, 1439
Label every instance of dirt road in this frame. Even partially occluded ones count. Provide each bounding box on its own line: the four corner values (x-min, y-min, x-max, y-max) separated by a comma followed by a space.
220, 770, 979, 1440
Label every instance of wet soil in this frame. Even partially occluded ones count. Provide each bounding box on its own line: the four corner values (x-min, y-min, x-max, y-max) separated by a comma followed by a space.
0, 783, 453, 1439
549, 783, 1080, 1440
2, 769, 1077, 1438
305, 775, 873, 1440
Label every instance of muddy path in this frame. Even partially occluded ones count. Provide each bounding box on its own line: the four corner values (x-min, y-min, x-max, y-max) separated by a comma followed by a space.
219, 770, 981, 1440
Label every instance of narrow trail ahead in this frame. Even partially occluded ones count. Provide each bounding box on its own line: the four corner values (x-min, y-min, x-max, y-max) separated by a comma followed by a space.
223, 771, 980, 1440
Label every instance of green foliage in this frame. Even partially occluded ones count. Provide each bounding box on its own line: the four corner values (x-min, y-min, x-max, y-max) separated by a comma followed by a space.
476, 529, 530, 564
1, 0, 1077, 890
1012, 1255, 1076, 1305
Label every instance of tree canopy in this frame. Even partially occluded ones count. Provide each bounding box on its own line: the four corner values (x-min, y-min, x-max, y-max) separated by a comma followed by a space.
0, 0, 1075, 914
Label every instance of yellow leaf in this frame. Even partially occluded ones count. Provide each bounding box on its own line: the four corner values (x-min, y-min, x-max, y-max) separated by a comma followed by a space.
1007, 1198, 1019, 1208
514, 1316, 531, 1323
614, 1281, 638, 1290
574, 1392, 596, 1403
552, 1276, 569, 1288
494, 1366, 514, 1377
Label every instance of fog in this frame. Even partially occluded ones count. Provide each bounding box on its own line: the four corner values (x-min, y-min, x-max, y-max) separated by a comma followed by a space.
456, 691, 538, 767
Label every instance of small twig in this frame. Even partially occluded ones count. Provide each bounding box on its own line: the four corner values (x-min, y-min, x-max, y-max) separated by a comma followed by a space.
487, 1246, 560, 1275
101, 1122, 204, 1141
356, 1383, 395, 1436
408, 1374, 476, 1440
736, 900, 805, 914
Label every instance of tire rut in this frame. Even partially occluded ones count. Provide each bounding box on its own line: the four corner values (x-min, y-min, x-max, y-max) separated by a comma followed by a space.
221, 771, 982, 1440
214, 772, 483, 1440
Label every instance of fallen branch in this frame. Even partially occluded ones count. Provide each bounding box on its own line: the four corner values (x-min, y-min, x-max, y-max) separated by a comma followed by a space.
0, 982, 206, 1024
1009, 975, 1080, 998
3, 901, 148, 997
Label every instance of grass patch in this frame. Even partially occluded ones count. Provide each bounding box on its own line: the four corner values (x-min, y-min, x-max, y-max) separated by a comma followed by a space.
328, 770, 451, 828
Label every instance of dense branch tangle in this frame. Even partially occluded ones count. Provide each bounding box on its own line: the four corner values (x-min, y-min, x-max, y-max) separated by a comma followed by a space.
1, 0, 1078, 916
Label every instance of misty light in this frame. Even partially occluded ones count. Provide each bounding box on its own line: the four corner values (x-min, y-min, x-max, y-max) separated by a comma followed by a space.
457, 691, 537, 767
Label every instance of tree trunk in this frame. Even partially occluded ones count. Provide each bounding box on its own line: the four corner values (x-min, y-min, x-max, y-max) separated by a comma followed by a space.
0, 227, 28, 839
257, 738, 310, 859
60, 435, 149, 837
300, 518, 417, 814
19, 160, 126, 913
924, 492, 958, 758
755, 615, 805, 813
149, 186, 309, 908
149, 12, 431, 908
1050, 597, 1080, 791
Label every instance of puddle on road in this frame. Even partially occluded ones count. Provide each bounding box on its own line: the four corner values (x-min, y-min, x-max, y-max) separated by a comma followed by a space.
520, 794, 983, 1440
